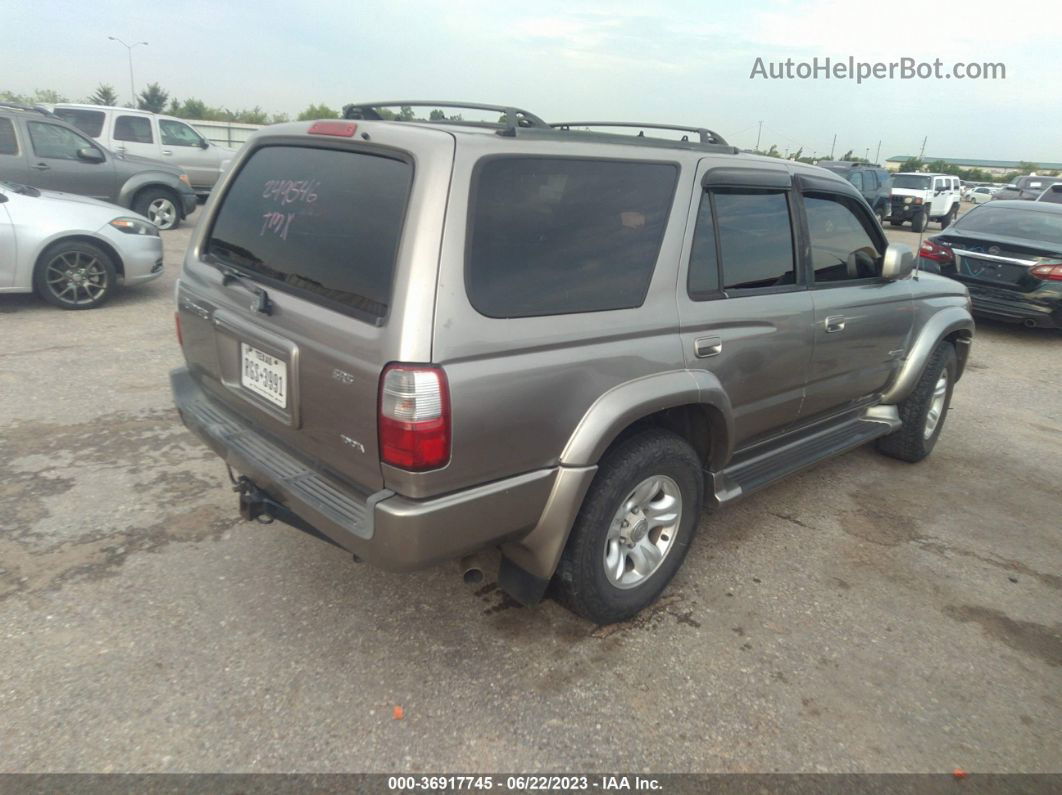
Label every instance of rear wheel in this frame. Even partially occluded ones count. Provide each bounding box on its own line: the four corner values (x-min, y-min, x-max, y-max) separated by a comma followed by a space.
940, 204, 958, 229
877, 343, 957, 462
133, 188, 181, 230
553, 429, 703, 624
33, 241, 117, 310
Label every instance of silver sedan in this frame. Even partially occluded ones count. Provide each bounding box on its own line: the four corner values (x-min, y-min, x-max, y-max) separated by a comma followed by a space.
0, 180, 164, 309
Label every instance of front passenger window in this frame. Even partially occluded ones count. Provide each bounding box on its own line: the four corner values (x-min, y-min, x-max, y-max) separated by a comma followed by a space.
805, 193, 883, 283
27, 122, 98, 161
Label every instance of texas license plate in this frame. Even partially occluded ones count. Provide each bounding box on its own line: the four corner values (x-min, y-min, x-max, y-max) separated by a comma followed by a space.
240, 343, 287, 408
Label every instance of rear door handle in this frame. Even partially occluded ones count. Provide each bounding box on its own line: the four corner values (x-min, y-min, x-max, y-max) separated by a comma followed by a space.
32, 162, 50, 171
824, 315, 846, 333
162, 149, 173, 155
694, 336, 722, 357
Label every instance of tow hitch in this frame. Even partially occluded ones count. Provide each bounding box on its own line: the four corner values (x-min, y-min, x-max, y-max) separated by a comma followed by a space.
228, 468, 348, 553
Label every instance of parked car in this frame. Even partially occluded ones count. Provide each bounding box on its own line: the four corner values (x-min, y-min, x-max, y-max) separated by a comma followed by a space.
0, 103, 196, 230
170, 102, 973, 624
815, 161, 892, 222
968, 185, 1001, 204
918, 200, 1062, 329
52, 104, 236, 198
889, 172, 963, 231
0, 179, 163, 309
1036, 184, 1062, 204
993, 175, 1062, 201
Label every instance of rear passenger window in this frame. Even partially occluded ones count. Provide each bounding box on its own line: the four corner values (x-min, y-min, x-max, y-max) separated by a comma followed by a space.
713, 190, 796, 291
114, 115, 153, 144
848, 172, 864, 191
805, 193, 883, 282
54, 108, 105, 138
466, 157, 678, 318
864, 171, 878, 191
0, 119, 17, 155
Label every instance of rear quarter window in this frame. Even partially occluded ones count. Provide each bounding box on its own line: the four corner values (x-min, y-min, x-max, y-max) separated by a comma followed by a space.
206, 144, 412, 320
0, 118, 18, 155
54, 108, 106, 138
466, 157, 678, 318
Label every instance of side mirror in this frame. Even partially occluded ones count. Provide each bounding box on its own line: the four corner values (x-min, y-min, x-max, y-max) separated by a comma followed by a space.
198, 139, 209, 149
76, 147, 104, 163
883, 243, 915, 280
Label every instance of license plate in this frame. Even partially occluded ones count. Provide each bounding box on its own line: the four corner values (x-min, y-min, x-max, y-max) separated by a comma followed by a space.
240, 343, 287, 408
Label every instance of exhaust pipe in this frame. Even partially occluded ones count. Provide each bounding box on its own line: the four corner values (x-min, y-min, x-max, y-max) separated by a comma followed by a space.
1023, 318, 1039, 328
459, 554, 484, 585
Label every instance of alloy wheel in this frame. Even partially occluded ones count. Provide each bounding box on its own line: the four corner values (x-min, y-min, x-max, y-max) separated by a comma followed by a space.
44, 250, 109, 307
603, 475, 683, 590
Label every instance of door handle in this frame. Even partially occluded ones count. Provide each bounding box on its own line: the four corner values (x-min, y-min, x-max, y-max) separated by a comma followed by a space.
32, 162, 50, 171
162, 149, 173, 155
824, 315, 846, 333
694, 336, 722, 357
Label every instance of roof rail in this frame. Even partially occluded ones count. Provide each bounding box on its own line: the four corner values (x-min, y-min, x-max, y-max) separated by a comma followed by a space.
342, 101, 549, 135
0, 101, 54, 117
550, 121, 729, 146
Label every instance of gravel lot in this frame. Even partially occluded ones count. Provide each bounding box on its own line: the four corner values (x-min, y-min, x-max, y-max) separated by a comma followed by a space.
1, 204, 1059, 773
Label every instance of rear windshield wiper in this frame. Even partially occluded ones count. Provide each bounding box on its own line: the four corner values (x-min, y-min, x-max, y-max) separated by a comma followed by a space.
204, 245, 272, 315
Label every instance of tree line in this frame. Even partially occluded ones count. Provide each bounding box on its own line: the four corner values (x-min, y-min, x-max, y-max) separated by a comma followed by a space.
1, 84, 340, 124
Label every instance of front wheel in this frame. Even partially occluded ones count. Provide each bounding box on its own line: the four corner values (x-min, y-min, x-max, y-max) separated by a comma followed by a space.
941, 205, 958, 229
133, 188, 181, 231
552, 430, 703, 624
911, 211, 928, 233
877, 343, 957, 462
33, 241, 117, 310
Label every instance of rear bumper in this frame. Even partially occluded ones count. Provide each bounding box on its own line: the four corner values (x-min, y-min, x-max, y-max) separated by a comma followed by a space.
966, 285, 1062, 328
170, 367, 557, 570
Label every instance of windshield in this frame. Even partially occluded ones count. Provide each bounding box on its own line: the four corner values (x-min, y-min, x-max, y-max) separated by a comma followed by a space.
892, 174, 931, 190
954, 205, 1062, 247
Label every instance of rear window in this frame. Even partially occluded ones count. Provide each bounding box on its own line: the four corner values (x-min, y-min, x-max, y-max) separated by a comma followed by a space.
892, 174, 931, 190
54, 108, 106, 138
206, 145, 412, 320
0, 118, 17, 155
466, 157, 678, 318
954, 205, 1062, 247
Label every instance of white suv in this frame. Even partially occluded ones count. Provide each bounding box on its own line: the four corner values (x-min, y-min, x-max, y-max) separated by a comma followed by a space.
888, 173, 962, 231
51, 104, 236, 197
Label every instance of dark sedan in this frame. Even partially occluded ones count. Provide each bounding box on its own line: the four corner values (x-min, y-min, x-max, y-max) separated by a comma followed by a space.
918, 200, 1062, 329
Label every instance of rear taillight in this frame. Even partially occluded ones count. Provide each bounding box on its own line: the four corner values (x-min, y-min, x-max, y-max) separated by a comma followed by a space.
378, 364, 451, 471
919, 238, 954, 264
175, 311, 183, 347
1030, 261, 1062, 281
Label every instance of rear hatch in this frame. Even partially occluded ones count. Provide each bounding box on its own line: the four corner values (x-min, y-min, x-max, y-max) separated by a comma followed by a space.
176, 124, 453, 492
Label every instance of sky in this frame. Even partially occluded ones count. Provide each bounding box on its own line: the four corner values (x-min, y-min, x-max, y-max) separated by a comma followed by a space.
3, 0, 1060, 161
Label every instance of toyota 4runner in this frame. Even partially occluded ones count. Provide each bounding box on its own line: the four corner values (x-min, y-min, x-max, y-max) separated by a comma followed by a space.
171, 102, 974, 624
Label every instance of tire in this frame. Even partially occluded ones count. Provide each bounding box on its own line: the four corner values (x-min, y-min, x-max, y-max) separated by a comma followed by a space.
133, 188, 182, 230
889, 220, 905, 228
552, 429, 703, 624
875, 206, 886, 225
940, 204, 958, 229
911, 211, 928, 233
876, 343, 957, 462
33, 240, 117, 310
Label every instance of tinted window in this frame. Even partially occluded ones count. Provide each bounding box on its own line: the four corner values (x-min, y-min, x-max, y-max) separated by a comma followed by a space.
893, 174, 931, 190
1039, 186, 1062, 204
848, 172, 864, 191
687, 193, 719, 298
864, 171, 879, 190
114, 115, 153, 143
160, 119, 203, 147
27, 122, 98, 160
53, 108, 106, 137
954, 205, 1062, 246
207, 145, 412, 319
0, 118, 17, 155
805, 193, 883, 282
467, 157, 677, 317
714, 189, 795, 290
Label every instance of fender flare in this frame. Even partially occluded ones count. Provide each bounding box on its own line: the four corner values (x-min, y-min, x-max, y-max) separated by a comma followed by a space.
118, 173, 186, 212
881, 306, 974, 404
559, 369, 735, 470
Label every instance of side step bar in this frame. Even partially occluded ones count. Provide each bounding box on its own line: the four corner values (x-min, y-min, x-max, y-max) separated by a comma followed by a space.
711, 408, 900, 506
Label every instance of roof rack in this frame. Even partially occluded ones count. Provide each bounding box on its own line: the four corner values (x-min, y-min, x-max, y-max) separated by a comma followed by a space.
0, 101, 54, 117
550, 121, 729, 146
342, 101, 549, 135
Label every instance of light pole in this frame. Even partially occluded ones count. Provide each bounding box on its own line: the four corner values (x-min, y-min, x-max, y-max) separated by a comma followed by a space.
108, 37, 148, 106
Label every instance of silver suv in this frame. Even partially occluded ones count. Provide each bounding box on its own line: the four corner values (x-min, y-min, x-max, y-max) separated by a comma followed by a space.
170, 102, 974, 623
